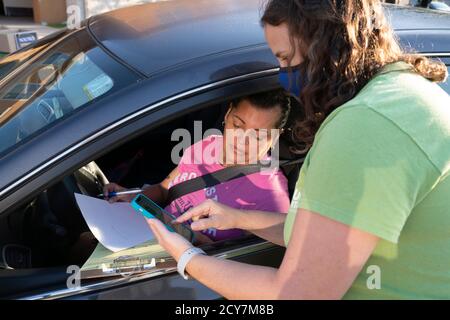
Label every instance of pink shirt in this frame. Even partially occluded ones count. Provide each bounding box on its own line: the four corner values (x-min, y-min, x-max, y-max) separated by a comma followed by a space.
164, 135, 290, 241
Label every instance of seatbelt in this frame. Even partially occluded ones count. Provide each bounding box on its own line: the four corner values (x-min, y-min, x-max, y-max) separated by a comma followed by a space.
166, 158, 304, 205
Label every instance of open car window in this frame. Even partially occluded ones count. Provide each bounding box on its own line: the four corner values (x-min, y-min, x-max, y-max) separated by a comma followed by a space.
0, 67, 293, 298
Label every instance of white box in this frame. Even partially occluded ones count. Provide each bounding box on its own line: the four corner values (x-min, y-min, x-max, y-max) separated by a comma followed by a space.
0, 29, 38, 53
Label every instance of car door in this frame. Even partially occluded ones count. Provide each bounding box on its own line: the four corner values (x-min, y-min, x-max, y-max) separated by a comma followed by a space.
1, 67, 287, 300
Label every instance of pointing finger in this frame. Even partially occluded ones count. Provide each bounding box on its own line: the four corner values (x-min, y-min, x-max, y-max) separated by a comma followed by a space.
190, 217, 216, 231
175, 202, 210, 224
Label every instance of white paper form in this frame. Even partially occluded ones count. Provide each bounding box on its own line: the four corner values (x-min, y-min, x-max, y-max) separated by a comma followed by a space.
74, 193, 155, 252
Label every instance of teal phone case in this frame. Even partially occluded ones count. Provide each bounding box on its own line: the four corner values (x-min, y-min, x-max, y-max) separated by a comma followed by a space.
131, 194, 195, 242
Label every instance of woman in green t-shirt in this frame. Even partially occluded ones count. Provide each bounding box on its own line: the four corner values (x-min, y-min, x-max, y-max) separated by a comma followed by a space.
147, 0, 449, 299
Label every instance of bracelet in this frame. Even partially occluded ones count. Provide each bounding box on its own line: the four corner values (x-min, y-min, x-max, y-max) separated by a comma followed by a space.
177, 247, 206, 280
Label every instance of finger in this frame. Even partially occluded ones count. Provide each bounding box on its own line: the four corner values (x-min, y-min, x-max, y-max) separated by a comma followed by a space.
103, 185, 111, 199
147, 218, 171, 237
108, 196, 118, 203
104, 183, 118, 199
147, 218, 167, 240
175, 202, 211, 224
147, 219, 163, 243
190, 217, 216, 231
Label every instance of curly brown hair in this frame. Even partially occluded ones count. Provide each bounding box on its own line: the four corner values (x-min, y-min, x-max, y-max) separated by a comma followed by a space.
261, 0, 448, 154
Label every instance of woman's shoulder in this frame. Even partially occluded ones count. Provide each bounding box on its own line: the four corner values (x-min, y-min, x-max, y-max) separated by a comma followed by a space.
359, 62, 448, 116
319, 67, 450, 175
311, 104, 447, 182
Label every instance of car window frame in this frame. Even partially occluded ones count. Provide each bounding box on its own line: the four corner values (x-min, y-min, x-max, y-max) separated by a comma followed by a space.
1, 69, 286, 300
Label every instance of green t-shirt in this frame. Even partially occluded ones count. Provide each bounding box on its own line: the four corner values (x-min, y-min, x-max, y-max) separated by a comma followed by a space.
284, 62, 450, 299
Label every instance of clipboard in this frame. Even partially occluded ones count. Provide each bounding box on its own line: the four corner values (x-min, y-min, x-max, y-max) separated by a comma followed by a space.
80, 239, 173, 279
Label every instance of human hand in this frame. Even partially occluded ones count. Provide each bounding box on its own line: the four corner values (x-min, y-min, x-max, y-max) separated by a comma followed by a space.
147, 218, 194, 262
173, 199, 242, 232
102, 183, 135, 203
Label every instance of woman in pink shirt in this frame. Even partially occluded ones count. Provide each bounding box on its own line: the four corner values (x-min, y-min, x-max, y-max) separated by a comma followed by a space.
105, 89, 292, 243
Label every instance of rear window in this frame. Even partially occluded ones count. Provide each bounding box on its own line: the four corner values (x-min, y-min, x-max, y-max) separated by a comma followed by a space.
0, 44, 49, 79
0, 29, 140, 157
0, 30, 70, 79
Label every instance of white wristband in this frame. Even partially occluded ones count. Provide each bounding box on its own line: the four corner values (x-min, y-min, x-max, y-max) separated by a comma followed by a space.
177, 247, 206, 280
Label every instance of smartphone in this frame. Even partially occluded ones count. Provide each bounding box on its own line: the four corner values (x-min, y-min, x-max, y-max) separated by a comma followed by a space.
131, 194, 195, 243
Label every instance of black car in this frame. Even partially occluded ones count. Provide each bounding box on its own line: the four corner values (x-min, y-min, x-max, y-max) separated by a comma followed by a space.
0, 0, 449, 300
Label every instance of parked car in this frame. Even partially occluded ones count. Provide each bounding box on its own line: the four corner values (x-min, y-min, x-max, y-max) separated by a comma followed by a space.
420, 1, 450, 12
0, 0, 449, 300
429, 1, 450, 11
413, 0, 450, 11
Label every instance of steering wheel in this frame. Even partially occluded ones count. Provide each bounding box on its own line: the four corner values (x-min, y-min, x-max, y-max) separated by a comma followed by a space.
44, 161, 109, 241
18, 161, 109, 267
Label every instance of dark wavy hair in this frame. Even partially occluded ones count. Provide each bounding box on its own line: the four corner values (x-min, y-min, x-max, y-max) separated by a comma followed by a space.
261, 0, 448, 153
230, 89, 292, 129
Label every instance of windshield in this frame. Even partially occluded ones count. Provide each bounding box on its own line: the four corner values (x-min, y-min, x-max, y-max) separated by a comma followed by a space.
0, 29, 140, 157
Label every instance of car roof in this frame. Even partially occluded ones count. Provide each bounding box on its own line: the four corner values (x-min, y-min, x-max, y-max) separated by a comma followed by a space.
88, 0, 450, 77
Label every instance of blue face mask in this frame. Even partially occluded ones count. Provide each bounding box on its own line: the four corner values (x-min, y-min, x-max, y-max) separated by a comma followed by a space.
278, 64, 306, 97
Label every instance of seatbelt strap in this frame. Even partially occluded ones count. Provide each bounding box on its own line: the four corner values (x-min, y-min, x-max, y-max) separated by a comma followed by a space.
165, 158, 304, 205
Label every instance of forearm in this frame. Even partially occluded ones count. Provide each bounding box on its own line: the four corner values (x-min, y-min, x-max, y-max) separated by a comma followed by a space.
142, 184, 167, 206
236, 210, 286, 246
248, 224, 286, 246
142, 166, 178, 206
186, 254, 280, 299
